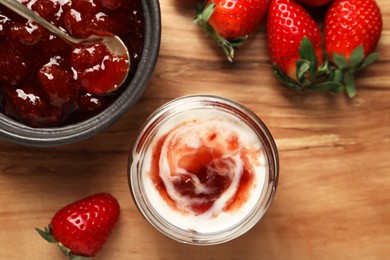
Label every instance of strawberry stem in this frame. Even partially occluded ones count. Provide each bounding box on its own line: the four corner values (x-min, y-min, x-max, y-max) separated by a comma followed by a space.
70, 256, 91, 260
36, 225, 92, 260
35, 225, 57, 243
58, 242, 92, 260
273, 39, 380, 97
298, 36, 318, 78
357, 52, 380, 71
344, 71, 356, 98
329, 45, 380, 98
274, 37, 338, 92
273, 64, 304, 91
349, 45, 365, 67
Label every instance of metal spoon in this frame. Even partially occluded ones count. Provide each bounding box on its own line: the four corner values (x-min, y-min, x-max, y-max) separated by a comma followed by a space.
0, 0, 130, 84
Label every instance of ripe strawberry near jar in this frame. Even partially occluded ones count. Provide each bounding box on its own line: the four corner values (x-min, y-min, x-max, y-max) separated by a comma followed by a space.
0, 0, 145, 128
36, 193, 121, 259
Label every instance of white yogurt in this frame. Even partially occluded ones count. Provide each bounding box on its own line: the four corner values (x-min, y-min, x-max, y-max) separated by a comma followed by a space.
140, 109, 267, 234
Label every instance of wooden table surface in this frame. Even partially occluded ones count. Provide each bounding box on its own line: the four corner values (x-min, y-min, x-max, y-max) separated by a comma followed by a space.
1, 0, 389, 259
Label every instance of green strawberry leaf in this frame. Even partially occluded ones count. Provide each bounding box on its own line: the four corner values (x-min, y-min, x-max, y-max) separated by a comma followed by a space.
333, 53, 349, 70
298, 36, 317, 77
58, 242, 92, 260
328, 47, 381, 98
329, 69, 343, 83
273, 64, 304, 91
58, 242, 72, 257
317, 58, 330, 77
344, 71, 357, 98
195, 0, 208, 16
230, 37, 248, 47
220, 40, 235, 62
70, 254, 92, 260
349, 45, 365, 67
198, 2, 215, 22
35, 225, 57, 243
37, 226, 92, 260
309, 81, 345, 93
357, 52, 380, 71
296, 59, 311, 81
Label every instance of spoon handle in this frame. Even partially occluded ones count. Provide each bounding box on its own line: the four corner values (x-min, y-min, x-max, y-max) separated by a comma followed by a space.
0, 0, 81, 45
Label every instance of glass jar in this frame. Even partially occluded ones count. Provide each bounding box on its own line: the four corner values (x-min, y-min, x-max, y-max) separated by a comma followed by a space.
128, 95, 278, 245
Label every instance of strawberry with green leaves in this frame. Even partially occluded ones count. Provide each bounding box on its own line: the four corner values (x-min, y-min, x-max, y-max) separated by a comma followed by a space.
36, 193, 120, 260
267, 0, 341, 92
324, 0, 382, 97
195, 0, 270, 61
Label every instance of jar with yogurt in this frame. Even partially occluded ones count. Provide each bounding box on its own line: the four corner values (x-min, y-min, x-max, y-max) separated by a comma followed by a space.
128, 95, 279, 245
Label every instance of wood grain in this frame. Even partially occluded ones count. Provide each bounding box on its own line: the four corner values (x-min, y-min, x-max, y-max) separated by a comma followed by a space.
1, 0, 389, 259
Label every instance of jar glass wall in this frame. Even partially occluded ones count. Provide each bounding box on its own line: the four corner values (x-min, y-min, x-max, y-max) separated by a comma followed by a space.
128, 95, 278, 245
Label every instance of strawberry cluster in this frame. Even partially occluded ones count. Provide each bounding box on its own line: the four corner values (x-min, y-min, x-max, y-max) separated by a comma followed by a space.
195, 0, 383, 98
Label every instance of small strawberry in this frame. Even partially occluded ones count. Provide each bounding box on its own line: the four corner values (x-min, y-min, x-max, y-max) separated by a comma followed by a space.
296, 0, 334, 6
194, 0, 270, 61
324, 0, 382, 97
36, 193, 120, 259
267, 0, 341, 92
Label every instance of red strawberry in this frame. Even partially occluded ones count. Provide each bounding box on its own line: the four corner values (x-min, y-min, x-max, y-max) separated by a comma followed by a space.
324, 0, 382, 97
267, 0, 338, 92
194, 0, 270, 61
296, 0, 334, 6
36, 193, 120, 259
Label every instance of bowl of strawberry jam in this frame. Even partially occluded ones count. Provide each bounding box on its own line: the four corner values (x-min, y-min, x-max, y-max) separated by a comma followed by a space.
128, 95, 279, 245
0, 0, 160, 146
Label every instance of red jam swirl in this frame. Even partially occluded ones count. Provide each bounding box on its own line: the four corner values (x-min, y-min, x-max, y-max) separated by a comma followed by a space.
150, 120, 255, 216
0, 0, 144, 127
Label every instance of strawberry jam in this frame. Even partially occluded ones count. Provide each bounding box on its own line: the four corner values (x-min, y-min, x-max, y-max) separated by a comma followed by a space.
148, 116, 260, 216
0, 0, 144, 127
